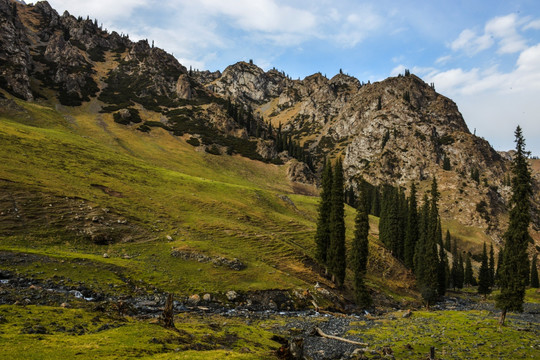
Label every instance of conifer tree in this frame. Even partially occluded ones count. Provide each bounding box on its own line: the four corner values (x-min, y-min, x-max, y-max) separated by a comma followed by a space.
478, 243, 492, 296
414, 194, 430, 279
495, 249, 503, 286
315, 160, 333, 264
404, 183, 418, 269
443, 155, 451, 170
450, 237, 459, 289
530, 254, 539, 288
414, 178, 441, 306
496, 126, 532, 325
444, 230, 452, 251
489, 243, 495, 287
437, 219, 447, 296
370, 186, 381, 217
328, 159, 346, 286
457, 253, 465, 289
464, 254, 474, 286
352, 197, 371, 306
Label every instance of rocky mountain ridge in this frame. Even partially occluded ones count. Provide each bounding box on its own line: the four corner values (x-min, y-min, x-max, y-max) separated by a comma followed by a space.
1, 0, 539, 245
198, 61, 539, 240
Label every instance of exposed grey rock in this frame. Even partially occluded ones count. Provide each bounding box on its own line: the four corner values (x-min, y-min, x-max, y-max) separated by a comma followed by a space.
171, 249, 247, 271
176, 73, 192, 99
226, 290, 238, 301
287, 160, 316, 185
256, 139, 277, 160
188, 294, 201, 305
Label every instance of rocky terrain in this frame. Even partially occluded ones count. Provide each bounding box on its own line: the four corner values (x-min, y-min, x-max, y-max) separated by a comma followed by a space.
0, 0, 538, 262
2, 1, 539, 246
1, 1, 540, 359
199, 61, 540, 243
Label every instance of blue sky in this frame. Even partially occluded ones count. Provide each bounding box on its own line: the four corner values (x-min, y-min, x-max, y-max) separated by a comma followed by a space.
47, 0, 540, 155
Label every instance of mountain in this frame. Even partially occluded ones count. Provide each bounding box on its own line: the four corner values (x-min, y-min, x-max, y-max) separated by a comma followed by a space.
0, 0, 538, 296
1, 1, 540, 359
199, 61, 540, 245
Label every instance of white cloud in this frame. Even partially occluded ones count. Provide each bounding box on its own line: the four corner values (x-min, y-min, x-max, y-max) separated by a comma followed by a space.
390, 64, 406, 76
524, 19, 540, 30
435, 55, 451, 65
429, 43, 540, 96
485, 14, 527, 54
47, 0, 150, 22
450, 14, 528, 55
333, 10, 382, 47
425, 42, 540, 154
450, 29, 493, 54
203, 0, 316, 33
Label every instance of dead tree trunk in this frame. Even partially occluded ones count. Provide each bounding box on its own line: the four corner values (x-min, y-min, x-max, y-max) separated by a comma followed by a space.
160, 293, 176, 329
313, 327, 368, 346
429, 346, 435, 360
289, 337, 304, 360
499, 309, 507, 326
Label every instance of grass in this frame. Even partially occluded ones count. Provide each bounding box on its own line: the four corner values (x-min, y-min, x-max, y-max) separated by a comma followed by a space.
0, 306, 279, 359
0, 97, 418, 300
349, 310, 539, 359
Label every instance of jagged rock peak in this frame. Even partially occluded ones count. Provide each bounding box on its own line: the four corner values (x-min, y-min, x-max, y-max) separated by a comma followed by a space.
210, 61, 291, 103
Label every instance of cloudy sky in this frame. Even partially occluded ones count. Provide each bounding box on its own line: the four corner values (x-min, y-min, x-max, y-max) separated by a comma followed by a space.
46, 0, 540, 155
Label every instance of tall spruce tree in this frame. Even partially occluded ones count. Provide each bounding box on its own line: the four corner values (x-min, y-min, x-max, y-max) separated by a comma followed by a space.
478, 243, 492, 296
315, 160, 333, 264
414, 194, 430, 280
437, 219, 447, 296
489, 244, 495, 287
495, 249, 503, 286
397, 188, 408, 260
404, 183, 419, 270
457, 253, 465, 289
328, 159, 346, 286
370, 186, 381, 217
414, 178, 441, 307
451, 237, 460, 289
530, 254, 539, 288
352, 197, 371, 306
496, 126, 532, 325
380, 185, 398, 255
444, 230, 452, 252
464, 254, 474, 286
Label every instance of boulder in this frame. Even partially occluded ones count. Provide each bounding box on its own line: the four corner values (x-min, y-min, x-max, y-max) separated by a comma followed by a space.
287, 160, 315, 184
187, 294, 201, 305
176, 74, 192, 100
226, 290, 238, 301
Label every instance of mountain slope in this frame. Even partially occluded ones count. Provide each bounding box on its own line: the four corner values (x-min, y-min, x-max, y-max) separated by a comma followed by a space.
0, 0, 537, 299
198, 61, 540, 248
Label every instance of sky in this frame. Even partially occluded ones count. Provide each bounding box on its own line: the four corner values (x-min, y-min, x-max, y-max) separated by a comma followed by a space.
46, 0, 540, 155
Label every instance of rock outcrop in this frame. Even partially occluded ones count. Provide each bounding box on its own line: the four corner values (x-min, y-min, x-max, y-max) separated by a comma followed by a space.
201, 62, 515, 230
2, 0, 537, 237
0, 0, 33, 100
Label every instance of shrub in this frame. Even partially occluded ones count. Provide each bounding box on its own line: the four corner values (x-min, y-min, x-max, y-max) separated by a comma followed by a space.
186, 137, 200, 146
205, 144, 221, 155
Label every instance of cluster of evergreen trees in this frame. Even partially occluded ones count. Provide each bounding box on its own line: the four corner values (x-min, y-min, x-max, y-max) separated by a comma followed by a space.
375, 177, 445, 305
314, 159, 371, 306
312, 127, 538, 315
275, 123, 314, 170
225, 100, 314, 169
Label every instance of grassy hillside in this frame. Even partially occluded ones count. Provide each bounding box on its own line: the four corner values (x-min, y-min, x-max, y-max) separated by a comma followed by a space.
0, 95, 416, 302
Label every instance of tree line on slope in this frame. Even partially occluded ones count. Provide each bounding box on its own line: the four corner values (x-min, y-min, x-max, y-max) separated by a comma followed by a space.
313, 126, 538, 320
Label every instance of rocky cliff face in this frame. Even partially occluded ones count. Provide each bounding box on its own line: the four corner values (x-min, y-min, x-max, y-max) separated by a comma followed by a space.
0, 0, 33, 100
200, 61, 521, 234
1, 0, 537, 241
0, 0, 191, 107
